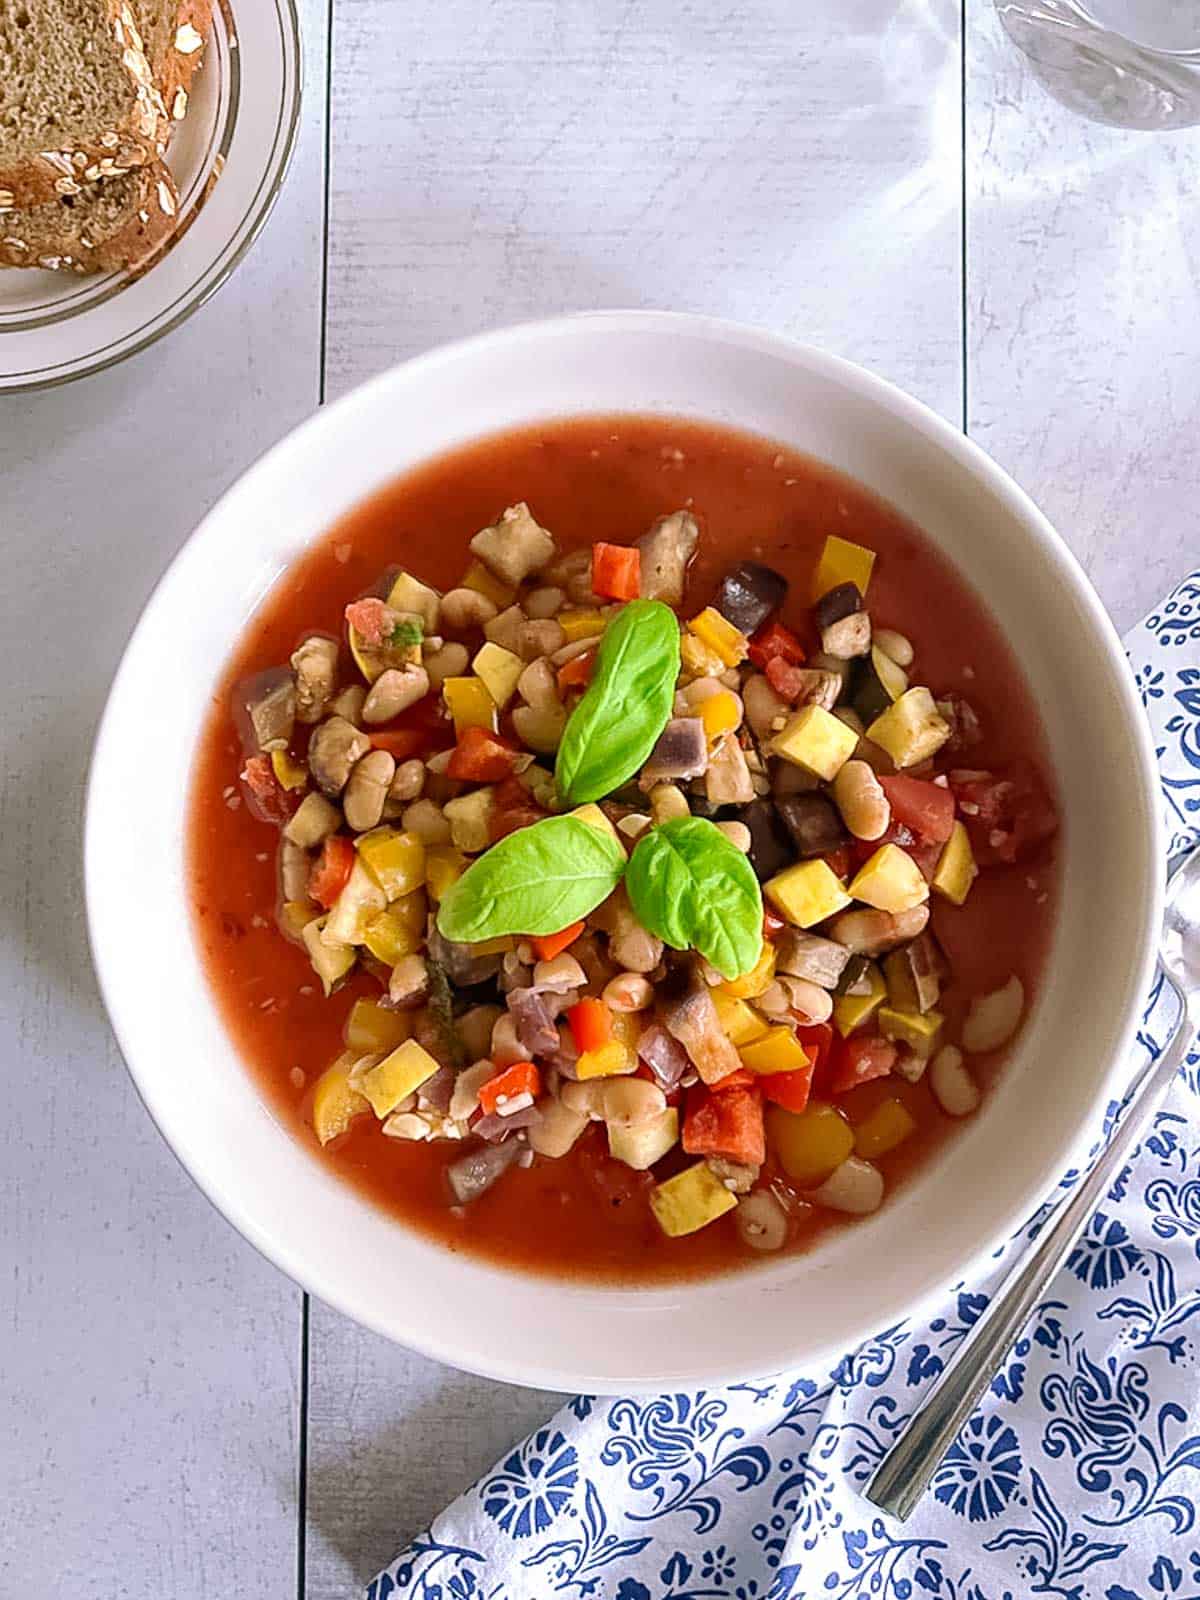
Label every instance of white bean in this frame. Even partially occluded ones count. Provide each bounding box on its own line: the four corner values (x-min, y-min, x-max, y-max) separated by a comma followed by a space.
490, 1012, 526, 1066
512, 701, 567, 753
517, 656, 560, 710
735, 1189, 789, 1251
402, 798, 451, 845
440, 588, 497, 630
962, 976, 1024, 1054
601, 1077, 666, 1129
602, 973, 653, 1012
528, 1097, 589, 1157
343, 749, 395, 831
362, 664, 430, 724
875, 628, 915, 669
930, 1045, 980, 1116
388, 758, 426, 803
778, 975, 834, 1024
811, 1156, 884, 1215
832, 759, 890, 841
422, 641, 470, 690
716, 820, 752, 853
533, 954, 587, 992
518, 619, 566, 660
525, 585, 566, 619
743, 673, 790, 741
649, 783, 690, 824
561, 1079, 607, 1119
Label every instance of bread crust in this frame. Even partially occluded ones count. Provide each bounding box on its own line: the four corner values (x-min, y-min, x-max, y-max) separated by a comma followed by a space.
0, 160, 179, 275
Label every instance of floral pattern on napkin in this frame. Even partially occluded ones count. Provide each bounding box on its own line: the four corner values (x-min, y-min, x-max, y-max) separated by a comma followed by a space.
370, 573, 1200, 1600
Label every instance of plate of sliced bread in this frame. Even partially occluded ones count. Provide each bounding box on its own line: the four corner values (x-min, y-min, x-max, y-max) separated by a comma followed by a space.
0, 0, 300, 391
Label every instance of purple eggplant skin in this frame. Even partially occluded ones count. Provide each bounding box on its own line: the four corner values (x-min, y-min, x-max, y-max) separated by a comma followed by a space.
739, 798, 795, 882
812, 581, 862, 631
775, 793, 848, 858
715, 562, 788, 636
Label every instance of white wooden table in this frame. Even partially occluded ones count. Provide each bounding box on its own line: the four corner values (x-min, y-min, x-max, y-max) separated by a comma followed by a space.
3, 3, 1197, 1593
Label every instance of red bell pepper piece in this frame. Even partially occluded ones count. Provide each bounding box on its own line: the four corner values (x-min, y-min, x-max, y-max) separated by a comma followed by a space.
567, 997, 613, 1054
682, 1083, 766, 1167
446, 726, 520, 782
369, 727, 431, 760
591, 542, 641, 601
557, 648, 597, 695
828, 1036, 897, 1096
879, 775, 956, 845
759, 1056, 816, 1114
531, 919, 585, 963
748, 619, 806, 671
308, 835, 356, 909
477, 1061, 541, 1117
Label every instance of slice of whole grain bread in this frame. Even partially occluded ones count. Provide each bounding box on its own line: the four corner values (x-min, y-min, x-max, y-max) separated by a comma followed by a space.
0, 158, 178, 274
0, 0, 170, 208
134, 0, 212, 127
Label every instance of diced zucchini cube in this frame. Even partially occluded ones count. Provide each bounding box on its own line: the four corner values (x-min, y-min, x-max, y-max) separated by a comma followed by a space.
650, 1160, 738, 1237
359, 1039, 441, 1118
932, 821, 978, 906
472, 641, 524, 708
811, 534, 876, 602
301, 917, 356, 995
312, 1055, 370, 1145
609, 1108, 679, 1171
765, 860, 852, 929
740, 1026, 812, 1076
716, 941, 777, 999
461, 559, 517, 610
386, 571, 442, 631
443, 787, 496, 853
832, 963, 886, 1037
712, 992, 770, 1047
345, 998, 411, 1055
558, 608, 607, 642
362, 901, 423, 965
866, 687, 951, 769
443, 676, 498, 735
357, 827, 426, 900
771, 704, 858, 780
688, 606, 748, 667
323, 858, 388, 946
879, 1005, 944, 1059
848, 843, 929, 914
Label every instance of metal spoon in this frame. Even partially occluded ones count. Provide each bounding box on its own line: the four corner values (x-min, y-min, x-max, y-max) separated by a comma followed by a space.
866, 844, 1200, 1523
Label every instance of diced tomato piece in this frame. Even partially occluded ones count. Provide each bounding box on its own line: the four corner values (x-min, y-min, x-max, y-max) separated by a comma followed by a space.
828, 1036, 897, 1096
240, 754, 295, 825
748, 619, 806, 672
309, 835, 356, 909
369, 727, 431, 760
949, 762, 1059, 866
796, 1023, 834, 1075
823, 844, 853, 881
708, 1065, 756, 1092
557, 648, 596, 695
762, 906, 788, 941
764, 655, 810, 701
447, 726, 520, 782
591, 542, 641, 601
759, 1057, 815, 1114
489, 776, 549, 841
567, 997, 613, 1054
477, 1061, 541, 1117
682, 1083, 766, 1167
879, 775, 956, 845
531, 919, 585, 963
344, 597, 391, 646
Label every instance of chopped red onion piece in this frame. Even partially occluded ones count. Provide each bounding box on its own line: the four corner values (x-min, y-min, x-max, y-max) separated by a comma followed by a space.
418, 1064, 457, 1113
507, 987, 561, 1058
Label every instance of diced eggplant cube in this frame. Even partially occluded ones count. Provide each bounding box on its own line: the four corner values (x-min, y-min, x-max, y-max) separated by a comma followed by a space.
715, 562, 788, 636
774, 929, 852, 989
883, 938, 942, 1014
812, 581, 862, 632
852, 645, 909, 724
641, 717, 709, 786
637, 510, 699, 605
740, 799, 795, 882
820, 610, 872, 660
775, 793, 847, 858
833, 952, 871, 997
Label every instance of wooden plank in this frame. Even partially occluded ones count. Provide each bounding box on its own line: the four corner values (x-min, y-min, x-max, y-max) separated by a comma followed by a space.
309, 4, 963, 1594
966, 1, 1200, 630
0, 1, 329, 1591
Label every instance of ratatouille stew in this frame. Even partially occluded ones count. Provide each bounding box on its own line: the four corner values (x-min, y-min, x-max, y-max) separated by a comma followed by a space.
190, 416, 1059, 1280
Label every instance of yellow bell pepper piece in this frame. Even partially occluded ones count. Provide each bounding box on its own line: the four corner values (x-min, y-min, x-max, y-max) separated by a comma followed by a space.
765, 860, 852, 929
811, 534, 876, 602
700, 691, 741, 744
461, 559, 517, 610
717, 941, 776, 1000
558, 608, 607, 642
688, 607, 748, 667
443, 675, 497, 735
362, 900, 424, 965
740, 1026, 812, 1076
425, 845, 468, 901
472, 641, 524, 709
766, 1102, 854, 1187
853, 1098, 917, 1160
879, 1005, 944, 1059
575, 1041, 635, 1079
712, 992, 769, 1047
570, 802, 623, 847
357, 828, 426, 901
359, 1039, 441, 1118
312, 1056, 370, 1146
771, 704, 858, 780
832, 963, 887, 1037
270, 748, 308, 790
680, 631, 726, 679
932, 821, 978, 906
650, 1160, 738, 1237
345, 998, 411, 1055
847, 843, 929, 914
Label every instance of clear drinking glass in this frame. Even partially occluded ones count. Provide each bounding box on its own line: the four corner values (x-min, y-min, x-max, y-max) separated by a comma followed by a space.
994, 0, 1200, 127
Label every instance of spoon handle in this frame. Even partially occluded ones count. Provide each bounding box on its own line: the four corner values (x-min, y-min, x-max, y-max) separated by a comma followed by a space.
866, 991, 1195, 1523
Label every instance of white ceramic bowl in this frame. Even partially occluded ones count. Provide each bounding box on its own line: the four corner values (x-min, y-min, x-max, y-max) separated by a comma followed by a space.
86, 312, 1161, 1392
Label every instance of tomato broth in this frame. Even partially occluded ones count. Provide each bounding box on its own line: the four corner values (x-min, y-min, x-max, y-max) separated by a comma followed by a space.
188, 415, 1059, 1283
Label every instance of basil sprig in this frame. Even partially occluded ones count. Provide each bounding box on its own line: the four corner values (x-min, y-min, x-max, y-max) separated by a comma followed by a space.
555, 599, 680, 804
625, 815, 763, 980
436, 814, 627, 943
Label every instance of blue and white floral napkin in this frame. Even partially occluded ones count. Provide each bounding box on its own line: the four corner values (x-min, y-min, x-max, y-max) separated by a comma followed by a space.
371, 573, 1200, 1600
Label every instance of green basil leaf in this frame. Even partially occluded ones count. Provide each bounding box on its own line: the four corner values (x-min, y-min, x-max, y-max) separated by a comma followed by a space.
625, 815, 763, 980
555, 599, 680, 804
436, 814, 627, 942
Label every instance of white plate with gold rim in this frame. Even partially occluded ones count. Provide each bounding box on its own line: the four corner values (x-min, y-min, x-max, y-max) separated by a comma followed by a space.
0, 0, 301, 393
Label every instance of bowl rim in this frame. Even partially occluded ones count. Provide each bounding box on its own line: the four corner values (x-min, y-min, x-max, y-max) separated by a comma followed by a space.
85, 310, 1164, 1390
